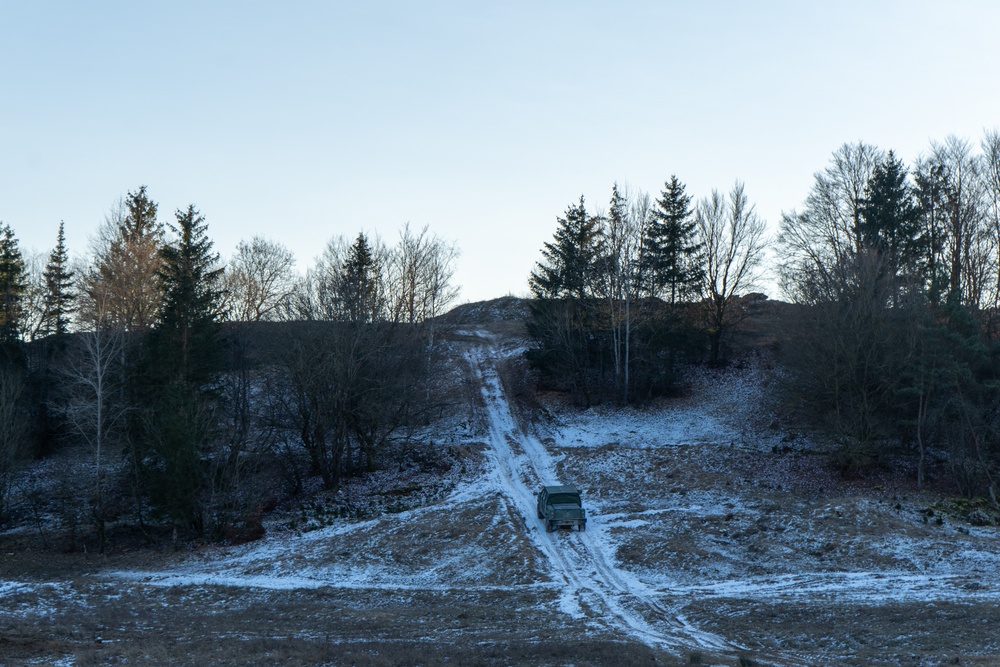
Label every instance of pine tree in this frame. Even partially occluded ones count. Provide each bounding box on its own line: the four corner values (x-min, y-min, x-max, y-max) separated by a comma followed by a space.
859, 151, 924, 279
914, 161, 951, 303
154, 205, 224, 386
339, 233, 381, 323
136, 205, 223, 533
527, 196, 604, 406
41, 222, 75, 337
0, 224, 26, 347
529, 196, 603, 299
124, 186, 159, 241
641, 175, 701, 303
91, 186, 164, 330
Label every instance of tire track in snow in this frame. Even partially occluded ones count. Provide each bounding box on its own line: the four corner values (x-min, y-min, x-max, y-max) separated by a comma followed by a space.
464, 336, 734, 652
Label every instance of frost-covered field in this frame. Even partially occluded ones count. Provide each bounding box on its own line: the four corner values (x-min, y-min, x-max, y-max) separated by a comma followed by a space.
3, 327, 1000, 666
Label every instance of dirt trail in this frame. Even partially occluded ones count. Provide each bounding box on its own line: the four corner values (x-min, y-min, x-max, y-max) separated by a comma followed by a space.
463, 334, 734, 653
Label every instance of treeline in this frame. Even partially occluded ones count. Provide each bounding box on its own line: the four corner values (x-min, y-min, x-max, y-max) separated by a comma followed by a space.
778, 134, 1000, 497
0, 187, 459, 549
526, 130, 1000, 499
526, 178, 767, 405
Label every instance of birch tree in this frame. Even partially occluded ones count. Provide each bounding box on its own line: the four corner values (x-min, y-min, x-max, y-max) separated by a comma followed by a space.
596, 183, 649, 403
63, 288, 126, 552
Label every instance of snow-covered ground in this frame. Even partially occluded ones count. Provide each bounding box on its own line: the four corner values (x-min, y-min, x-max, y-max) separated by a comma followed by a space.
4, 327, 1000, 665
463, 334, 736, 653
550, 365, 771, 451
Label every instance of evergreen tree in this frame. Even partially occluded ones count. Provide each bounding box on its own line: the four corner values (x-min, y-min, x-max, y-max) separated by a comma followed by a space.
914, 160, 951, 302
154, 204, 224, 386
527, 196, 605, 406
91, 186, 164, 330
339, 233, 381, 323
641, 175, 701, 303
125, 186, 158, 237
0, 224, 26, 348
529, 196, 603, 299
136, 205, 223, 533
41, 222, 75, 337
859, 151, 924, 280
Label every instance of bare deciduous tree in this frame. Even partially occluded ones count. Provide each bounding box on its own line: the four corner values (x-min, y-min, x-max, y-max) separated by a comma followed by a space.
696, 182, 768, 366
274, 322, 423, 491
62, 288, 127, 552
223, 236, 297, 322
929, 136, 989, 306
20, 251, 47, 343
388, 223, 460, 325
980, 130, 1000, 311
398, 225, 460, 402
595, 183, 650, 403
274, 228, 439, 490
778, 142, 883, 301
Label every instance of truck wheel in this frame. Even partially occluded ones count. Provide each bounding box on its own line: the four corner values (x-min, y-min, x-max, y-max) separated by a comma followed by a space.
580, 523, 586, 532
537, 509, 544, 519
546, 521, 554, 533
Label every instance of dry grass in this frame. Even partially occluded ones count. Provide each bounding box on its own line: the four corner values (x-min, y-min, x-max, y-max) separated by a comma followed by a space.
549, 431, 1000, 665
0, 582, 680, 666
685, 598, 1000, 666
6, 343, 1000, 666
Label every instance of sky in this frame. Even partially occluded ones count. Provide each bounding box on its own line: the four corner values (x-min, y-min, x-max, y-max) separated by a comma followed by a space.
2, 1, 999, 303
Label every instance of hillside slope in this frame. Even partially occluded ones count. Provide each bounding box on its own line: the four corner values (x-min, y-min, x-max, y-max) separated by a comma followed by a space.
2, 318, 1000, 665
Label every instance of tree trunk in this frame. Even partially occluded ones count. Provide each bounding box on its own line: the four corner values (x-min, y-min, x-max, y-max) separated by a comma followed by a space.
709, 329, 722, 368
623, 296, 630, 405
916, 385, 928, 489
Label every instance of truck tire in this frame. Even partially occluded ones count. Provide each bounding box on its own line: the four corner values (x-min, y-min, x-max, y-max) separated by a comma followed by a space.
580, 522, 586, 532
546, 521, 554, 533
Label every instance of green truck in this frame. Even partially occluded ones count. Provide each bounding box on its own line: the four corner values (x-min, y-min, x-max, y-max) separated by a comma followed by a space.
536, 485, 587, 532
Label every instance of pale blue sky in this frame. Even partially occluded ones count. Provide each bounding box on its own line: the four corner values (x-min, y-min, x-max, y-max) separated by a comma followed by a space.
2, 1, 999, 302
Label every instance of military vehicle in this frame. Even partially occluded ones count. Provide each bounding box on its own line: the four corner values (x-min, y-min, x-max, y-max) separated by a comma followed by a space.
536, 485, 586, 532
